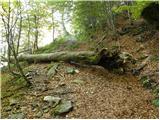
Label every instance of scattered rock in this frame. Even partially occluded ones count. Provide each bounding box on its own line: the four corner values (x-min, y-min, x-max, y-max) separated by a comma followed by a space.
43, 96, 61, 103
53, 100, 73, 115
5, 106, 12, 112
42, 105, 49, 110
113, 68, 125, 74
119, 52, 133, 63
9, 113, 25, 119
36, 111, 43, 118
44, 109, 49, 113
71, 79, 84, 85
47, 63, 60, 78
25, 70, 39, 79
66, 67, 79, 74
9, 98, 18, 106
59, 82, 66, 87
75, 69, 80, 73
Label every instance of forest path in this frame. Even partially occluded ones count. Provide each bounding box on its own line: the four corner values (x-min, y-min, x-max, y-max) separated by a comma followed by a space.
1, 62, 158, 119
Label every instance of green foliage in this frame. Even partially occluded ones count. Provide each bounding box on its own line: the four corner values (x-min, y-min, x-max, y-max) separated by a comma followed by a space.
113, 1, 155, 20
73, 1, 106, 40
140, 75, 152, 89
150, 55, 159, 62
152, 98, 159, 107
1, 62, 28, 73
35, 36, 66, 53
1, 73, 12, 82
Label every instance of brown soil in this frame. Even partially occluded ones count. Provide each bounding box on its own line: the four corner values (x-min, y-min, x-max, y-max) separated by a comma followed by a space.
1, 62, 159, 119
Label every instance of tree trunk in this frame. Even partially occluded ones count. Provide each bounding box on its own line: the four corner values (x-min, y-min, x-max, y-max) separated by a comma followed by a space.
27, 15, 31, 52
108, 2, 116, 34
61, 11, 69, 35
34, 15, 39, 51
16, 7, 22, 55
52, 9, 55, 42
9, 49, 125, 70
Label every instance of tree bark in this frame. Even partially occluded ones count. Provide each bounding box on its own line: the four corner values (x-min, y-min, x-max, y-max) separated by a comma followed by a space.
16, 6, 22, 55
52, 9, 55, 42
27, 15, 31, 52
11, 51, 96, 63
61, 11, 69, 35
34, 15, 39, 51
9, 49, 125, 70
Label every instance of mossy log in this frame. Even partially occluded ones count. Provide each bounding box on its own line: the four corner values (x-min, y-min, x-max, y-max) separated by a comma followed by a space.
10, 49, 129, 69
11, 51, 96, 63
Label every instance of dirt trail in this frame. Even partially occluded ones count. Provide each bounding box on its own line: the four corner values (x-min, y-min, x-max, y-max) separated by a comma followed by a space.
1, 62, 158, 119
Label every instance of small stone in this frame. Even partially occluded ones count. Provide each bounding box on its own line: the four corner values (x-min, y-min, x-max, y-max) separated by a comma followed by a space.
5, 106, 12, 112
43, 96, 61, 103
36, 111, 43, 118
9, 113, 25, 119
59, 82, 66, 87
42, 105, 49, 110
75, 69, 80, 73
66, 67, 75, 74
9, 98, 18, 106
54, 100, 73, 115
72, 79, 84, 85
44, 109, 49, 113
32, 108, 37, 112
90, 91, 94, 94
47, 63, 59, 78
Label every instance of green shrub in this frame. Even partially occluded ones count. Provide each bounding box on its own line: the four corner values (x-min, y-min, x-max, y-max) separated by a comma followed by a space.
152, 98, 159, 107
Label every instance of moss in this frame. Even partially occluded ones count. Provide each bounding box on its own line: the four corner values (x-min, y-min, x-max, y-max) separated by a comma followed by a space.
150, 55, 159, 62
35, 38, 66, 54
152, 98, 159, 107
88, 55, 99, 64
67, 43, 80, 50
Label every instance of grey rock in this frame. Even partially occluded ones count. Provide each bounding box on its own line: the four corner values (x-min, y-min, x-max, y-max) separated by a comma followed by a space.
9, 98, 18, 106
44, 109, 49, 113
42, 105, 49, 110
59, 82, 66, 87
54, 100, 73, 115
5, 106, 12, 112
71, 79, 84, 85
43, 96, 61, 103
36, 111, 43, 118
9, 113, 25, 119
47, 63, 60, 78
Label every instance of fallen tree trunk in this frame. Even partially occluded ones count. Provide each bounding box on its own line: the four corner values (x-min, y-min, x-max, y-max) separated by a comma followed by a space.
11, 51, 96, 63
8, 48, 131, 70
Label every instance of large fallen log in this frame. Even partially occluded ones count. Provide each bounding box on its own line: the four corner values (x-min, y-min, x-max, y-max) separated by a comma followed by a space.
12, 51, 96, 63
9, 48, 133, 70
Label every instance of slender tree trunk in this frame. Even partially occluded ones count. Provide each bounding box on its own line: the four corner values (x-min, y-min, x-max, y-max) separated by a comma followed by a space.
108, 2, 116, 34
27, 15, 31, 52
61, 12, 69, 35
16, 7, 22, 55
52, 9, 55, 42
34, 15, 38, 51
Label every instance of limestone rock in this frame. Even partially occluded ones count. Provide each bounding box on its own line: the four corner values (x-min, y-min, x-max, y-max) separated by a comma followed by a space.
54, 100, 73, 115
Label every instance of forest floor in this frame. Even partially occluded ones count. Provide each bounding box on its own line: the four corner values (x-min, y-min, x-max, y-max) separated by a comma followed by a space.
1, 18, 159, 119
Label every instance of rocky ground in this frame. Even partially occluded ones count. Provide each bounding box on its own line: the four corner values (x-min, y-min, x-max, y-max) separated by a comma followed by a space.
1, 60, 159, 118
1, 18, 159, 119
